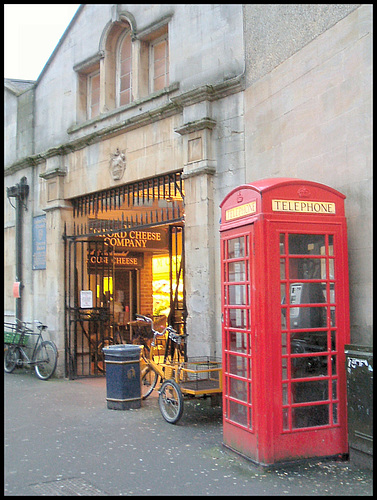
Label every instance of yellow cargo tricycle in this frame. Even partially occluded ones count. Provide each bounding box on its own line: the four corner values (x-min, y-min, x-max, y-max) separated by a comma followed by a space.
134, 314, 222, 424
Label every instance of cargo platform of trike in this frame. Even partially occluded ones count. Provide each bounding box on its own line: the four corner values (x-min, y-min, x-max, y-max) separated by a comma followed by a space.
177, 357, 222, 395
153, 356, 222, 424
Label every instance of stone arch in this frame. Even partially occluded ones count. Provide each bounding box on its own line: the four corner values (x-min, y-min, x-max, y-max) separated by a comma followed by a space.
98, 12, 137, 111
99, 11, 137, 53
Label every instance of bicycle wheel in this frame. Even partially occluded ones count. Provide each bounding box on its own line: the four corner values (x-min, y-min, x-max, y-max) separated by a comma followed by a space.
96, 337, 115, 373
113, 329, 123, 344
34, 340, 58, 380
158, 379, 184, 424
141, 365, 159, 399
4, 346, 21, 373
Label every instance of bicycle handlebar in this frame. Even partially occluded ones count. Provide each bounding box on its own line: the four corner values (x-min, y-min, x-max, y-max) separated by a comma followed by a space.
168, 329, 188, 344
15, 319, 48, 331
135, 314, 165, 337
135, 314, 152, 324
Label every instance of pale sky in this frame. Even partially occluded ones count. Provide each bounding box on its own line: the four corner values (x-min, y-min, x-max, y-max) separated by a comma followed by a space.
4, 4, 81, 81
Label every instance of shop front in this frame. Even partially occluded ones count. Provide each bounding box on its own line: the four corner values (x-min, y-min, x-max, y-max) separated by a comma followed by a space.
64, 172, 185, 379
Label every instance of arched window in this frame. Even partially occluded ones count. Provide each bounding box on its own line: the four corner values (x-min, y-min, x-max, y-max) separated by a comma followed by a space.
117, 31, 132, 106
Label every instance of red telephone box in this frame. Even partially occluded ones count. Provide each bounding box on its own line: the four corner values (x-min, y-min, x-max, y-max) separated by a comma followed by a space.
220, 178, 350, 466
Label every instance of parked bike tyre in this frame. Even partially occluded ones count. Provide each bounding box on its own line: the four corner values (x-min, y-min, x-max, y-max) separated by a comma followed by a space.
34, 340, 58, 380
4, 346, 21, 373
96, 337, 115, 373
158, 379, 184, 424
141, 365, 159, 399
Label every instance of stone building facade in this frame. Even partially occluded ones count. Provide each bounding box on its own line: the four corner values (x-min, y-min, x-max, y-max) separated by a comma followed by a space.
4, 4, 372, 378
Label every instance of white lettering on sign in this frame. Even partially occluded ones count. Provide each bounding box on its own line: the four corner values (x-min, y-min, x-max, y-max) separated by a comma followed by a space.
272, 199, 336, 214
347, 357, 369, 368
225, 201, 256, 221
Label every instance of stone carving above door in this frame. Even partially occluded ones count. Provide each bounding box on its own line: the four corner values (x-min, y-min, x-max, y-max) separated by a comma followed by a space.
110, 148, 126, 180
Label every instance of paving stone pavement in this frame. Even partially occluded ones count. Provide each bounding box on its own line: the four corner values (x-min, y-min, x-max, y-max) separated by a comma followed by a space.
4, 369, 373, 496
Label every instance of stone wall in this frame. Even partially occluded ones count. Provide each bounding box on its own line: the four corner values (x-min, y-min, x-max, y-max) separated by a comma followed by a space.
244, 5, 372, 345
243, 4, 360, 87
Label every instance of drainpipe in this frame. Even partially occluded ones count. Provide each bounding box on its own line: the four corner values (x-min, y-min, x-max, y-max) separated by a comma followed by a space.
7, 176, 29, 324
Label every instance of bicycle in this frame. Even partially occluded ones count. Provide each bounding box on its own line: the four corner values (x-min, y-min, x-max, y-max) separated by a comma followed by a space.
75, 308, 114, 374
95, 318, 156, 377
4, 320, 58, 380
135, 314, 185, 386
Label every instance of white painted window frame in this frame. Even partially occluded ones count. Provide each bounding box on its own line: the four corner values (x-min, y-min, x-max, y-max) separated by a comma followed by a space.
116, 30, 133, 108
87, 69, 100, 120
149, 34, 169, 93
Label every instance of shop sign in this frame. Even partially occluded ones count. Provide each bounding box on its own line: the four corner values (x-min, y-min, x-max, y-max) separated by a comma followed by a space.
32, 215, 46, 270
87, 250, 144, 273
95, 228, 167, 250
272, 199, 336, 214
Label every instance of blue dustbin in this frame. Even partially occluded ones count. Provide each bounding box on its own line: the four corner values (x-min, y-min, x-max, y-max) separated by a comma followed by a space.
102, 344, 142, 410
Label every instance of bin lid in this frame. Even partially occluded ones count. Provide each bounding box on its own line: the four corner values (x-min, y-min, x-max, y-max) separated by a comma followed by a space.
102, 344, 142, 356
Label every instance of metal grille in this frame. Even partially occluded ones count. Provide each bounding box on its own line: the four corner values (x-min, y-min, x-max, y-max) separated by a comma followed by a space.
69, 171, 184, 237
64, 237, 114, 379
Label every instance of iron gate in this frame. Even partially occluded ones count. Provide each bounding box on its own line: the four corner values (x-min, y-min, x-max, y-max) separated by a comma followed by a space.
168, 225, 186, 335
64, 235, 116, 378
64, 226, 186, 379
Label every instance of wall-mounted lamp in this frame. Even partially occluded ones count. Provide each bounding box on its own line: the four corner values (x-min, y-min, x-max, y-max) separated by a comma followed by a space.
7, 176, 29, 209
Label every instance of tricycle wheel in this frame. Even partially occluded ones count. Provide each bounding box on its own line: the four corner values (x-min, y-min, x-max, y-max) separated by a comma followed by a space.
158, 379, 184, 424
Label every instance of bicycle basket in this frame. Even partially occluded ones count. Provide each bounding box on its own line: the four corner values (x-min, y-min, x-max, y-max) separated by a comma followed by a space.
133, 321, 153, 339
4, 323, 28, 347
